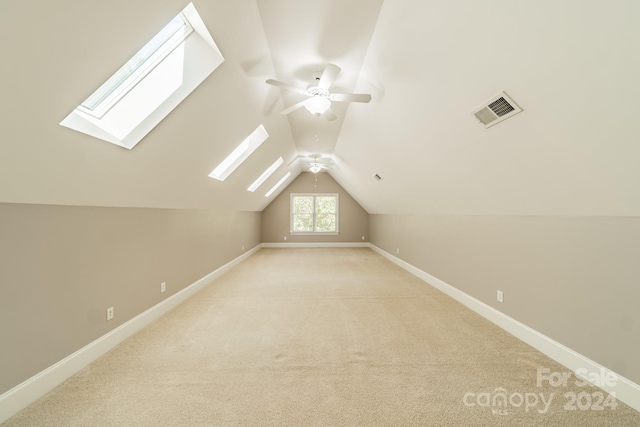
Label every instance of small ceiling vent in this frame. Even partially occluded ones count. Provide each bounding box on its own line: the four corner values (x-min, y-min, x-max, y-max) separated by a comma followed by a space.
472, 91, 522, 128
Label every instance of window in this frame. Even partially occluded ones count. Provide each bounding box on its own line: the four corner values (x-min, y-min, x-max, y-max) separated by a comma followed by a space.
78, 14, 193, 119
209, 125, 269, 181
265, 172, 291, 198
248, 157, 283, 192
60, 3, 224, 150
291, 193, 339, 234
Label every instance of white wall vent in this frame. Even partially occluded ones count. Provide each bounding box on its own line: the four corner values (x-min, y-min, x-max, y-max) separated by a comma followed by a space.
472, 91, 522, 128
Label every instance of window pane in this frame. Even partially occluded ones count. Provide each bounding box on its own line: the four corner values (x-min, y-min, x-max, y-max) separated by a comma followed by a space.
293, 213, 314, 231
316, 196, 336, 214
294, 196, 314, 214
315, 214, 336, 232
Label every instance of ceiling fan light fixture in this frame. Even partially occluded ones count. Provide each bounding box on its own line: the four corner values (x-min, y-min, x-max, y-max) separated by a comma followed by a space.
304, 96, 331, 116
309, 163, 323, 174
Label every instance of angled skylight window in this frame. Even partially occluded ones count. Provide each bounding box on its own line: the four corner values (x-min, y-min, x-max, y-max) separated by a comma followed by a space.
209, 125, 269, 181
265, 172, 292, 198
78, 14, 192, 119
247, 157, 284, 192
60, 3, 224, 150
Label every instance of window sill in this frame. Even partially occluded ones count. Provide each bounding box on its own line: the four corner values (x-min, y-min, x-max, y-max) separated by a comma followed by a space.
290, 232, 339, 236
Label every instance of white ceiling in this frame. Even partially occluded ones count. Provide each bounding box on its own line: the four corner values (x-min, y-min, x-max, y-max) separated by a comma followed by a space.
1, 0, 640, 216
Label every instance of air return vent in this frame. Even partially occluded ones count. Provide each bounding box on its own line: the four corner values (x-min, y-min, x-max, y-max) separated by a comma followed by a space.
472, 91, 522, 128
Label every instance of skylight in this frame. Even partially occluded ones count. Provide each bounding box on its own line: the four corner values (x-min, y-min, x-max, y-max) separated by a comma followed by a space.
209, 125, 269, 181
60, 3, 224, 149
247, 157, 284, 192
265, 172, 292, 198
78, 14, 193, 119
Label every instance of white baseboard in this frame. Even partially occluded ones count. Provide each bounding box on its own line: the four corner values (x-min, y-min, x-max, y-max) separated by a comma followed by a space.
261, 242, 370, 248
369, 243, 640, 413
0, 244, 261, 424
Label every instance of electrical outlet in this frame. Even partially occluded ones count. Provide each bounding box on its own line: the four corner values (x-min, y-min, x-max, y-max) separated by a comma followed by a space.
242, 244, 245, 251
396, 248, 400, 255
362, 236, 365, 241
284, 236, 287, 241
497, 290, 504, 303
106, 306, 114, 321
161, 282, 166, 293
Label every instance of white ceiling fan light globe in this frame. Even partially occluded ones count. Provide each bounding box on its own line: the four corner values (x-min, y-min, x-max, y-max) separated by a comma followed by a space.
304, 96, 331, 116
309, 163, 323, 174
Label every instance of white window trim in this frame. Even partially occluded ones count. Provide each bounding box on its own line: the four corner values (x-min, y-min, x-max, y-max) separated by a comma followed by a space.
290, 193, 339, 235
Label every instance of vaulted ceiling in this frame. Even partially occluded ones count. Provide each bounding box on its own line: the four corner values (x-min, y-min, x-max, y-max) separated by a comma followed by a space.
1, 0, 639, 216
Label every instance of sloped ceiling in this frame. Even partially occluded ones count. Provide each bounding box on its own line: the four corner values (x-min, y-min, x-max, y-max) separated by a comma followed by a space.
1, 0, 640, 216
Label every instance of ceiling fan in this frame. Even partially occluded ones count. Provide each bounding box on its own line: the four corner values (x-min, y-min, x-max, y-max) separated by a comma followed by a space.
290, 154, 334, 173
266, 63, 372, 121
308, 158, 332, 174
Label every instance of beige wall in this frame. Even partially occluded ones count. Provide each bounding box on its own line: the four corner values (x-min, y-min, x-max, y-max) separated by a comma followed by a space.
369, 214, 640, 385
0, 203, 261, 394
261, 172, 369, 243
7, 198, 637, 398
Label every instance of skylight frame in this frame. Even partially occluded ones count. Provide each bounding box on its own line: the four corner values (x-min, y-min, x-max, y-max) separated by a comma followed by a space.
60, 2, 225, 150
78, 13, 194, 119
247, 157, 284, 192
209, 125, 269, 181
265, 172, 292, 198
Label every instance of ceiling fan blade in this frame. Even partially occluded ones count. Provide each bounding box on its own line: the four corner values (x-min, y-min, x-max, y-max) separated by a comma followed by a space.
279, 100, 307, 115
313, 163, 333, 169
324, 108, 338, 121
314, 157, 334, 165
317, 64, 341, 90
329, 93, 372, 103
266, 79, 307, 96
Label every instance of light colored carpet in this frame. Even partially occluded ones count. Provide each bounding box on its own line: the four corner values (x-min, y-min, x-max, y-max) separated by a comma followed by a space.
3, 248, 639, 426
